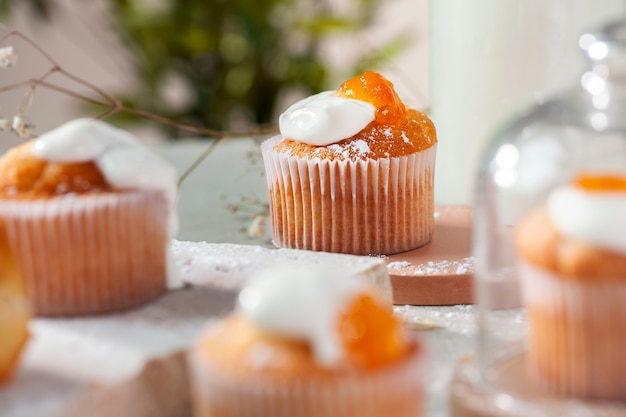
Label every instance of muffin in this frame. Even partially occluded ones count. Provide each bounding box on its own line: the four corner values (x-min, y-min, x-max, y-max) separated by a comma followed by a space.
0, 219, 29, 384
515, 172, 626, 400
188, 263, 426, 417
261, 71, 437, 255
0, 118, 178, 316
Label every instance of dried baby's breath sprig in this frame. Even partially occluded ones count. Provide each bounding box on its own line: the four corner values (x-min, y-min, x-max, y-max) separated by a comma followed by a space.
0, 117, 11, 132
11, 114, 34, 138
0, 28, 429, 189
0, 28, 277, 186
11, 114, 25, 131
0, 113, 34, 138
0, 46, 16, 69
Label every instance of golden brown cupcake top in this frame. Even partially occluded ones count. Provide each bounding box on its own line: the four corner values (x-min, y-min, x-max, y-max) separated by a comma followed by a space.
198, 313, 421, 379
515, 173, 626, 280
275, 71, 436, 161
0, 140, 111, 199
198, 314, 332, 378
197, 264, 413, 376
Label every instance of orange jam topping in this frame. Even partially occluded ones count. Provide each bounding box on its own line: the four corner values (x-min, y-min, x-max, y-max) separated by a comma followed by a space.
337, 293, 408, 369
574, 173, 626, 192
338, 71, 407, 125
0, 141, 111, 198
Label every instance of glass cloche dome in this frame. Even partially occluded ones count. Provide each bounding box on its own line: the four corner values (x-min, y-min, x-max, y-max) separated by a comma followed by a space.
451, 19, 626, 416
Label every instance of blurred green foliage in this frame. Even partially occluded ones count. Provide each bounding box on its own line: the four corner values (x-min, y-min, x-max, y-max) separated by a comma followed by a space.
1, 0, 408, 137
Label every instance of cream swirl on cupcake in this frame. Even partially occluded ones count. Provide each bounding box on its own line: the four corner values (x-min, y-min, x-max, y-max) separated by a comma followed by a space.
548, 173, 626, 254
278, 91, 376, 146
237, 263, 369, 367
32, 118, 179, 234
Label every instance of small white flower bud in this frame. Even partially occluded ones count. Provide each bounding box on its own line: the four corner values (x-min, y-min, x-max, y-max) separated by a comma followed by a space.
0, 46, 17, 69
11, 115, 33, 138
16, 126, 31, 138
12, 115, 25, 131
0, 118, 11, 131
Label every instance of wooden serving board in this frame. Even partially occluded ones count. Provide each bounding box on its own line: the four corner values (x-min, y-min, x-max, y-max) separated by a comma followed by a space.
387, 205, 474, 306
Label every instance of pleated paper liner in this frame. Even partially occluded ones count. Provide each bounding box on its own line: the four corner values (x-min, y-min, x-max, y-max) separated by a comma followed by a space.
0, 191, 170, 316
261, 135, 436, 256
188, 323, 426, 417
519, 262, 626, 400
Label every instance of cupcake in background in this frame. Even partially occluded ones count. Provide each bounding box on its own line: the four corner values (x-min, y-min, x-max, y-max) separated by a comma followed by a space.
0, 118, 178, 316
188, 262, 426, 417
0, 219, 29, 384
515, 172, 626, 400
261, 71, 437, 255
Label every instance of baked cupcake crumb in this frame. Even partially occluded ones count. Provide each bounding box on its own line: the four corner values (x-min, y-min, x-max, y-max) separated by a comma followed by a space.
0, 141, 110, 198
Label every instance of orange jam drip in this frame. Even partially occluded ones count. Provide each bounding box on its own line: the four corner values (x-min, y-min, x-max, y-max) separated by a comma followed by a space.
575, 173, 626, 192
337, 293, 408, 369
338, 71, 407, 125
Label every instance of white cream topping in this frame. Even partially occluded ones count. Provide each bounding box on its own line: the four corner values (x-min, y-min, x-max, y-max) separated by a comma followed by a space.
32, 118, 179, 234
237, 262, 370, 367
278, 91, 376, 146
548, 185, 626, 254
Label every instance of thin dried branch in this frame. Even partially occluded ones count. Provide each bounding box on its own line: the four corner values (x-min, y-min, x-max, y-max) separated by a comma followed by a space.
0, 27, 279, 186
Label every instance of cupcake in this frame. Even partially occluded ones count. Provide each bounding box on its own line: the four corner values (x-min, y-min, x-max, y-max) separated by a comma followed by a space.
261, 71, 437, 255
515, 172, 626, 400
0, 219, 29, 384
188, 263, 426, 417
0, 118, 178, 316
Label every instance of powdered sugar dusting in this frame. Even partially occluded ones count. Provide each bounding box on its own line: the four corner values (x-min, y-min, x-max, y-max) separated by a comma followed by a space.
326, 144, 343, 154
387, 256, 476, 276
312, 139, 372, 160
350, 139, 370, 155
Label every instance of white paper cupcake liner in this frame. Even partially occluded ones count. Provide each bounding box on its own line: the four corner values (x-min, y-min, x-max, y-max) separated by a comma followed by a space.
519, 262, 626, 400
0, 191, 170, 316
188, 337, 425, 417
261, 136, 436, 255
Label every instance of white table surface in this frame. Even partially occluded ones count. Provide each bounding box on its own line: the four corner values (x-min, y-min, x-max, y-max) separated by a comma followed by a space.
154, 137, 480, 417
0, 138, 479, 417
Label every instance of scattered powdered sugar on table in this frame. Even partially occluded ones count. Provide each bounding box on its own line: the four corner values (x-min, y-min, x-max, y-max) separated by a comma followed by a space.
387, 261, 411, 269
394, 304, 478, 335
388, 256, 476, 276
169, 240, 393, 302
